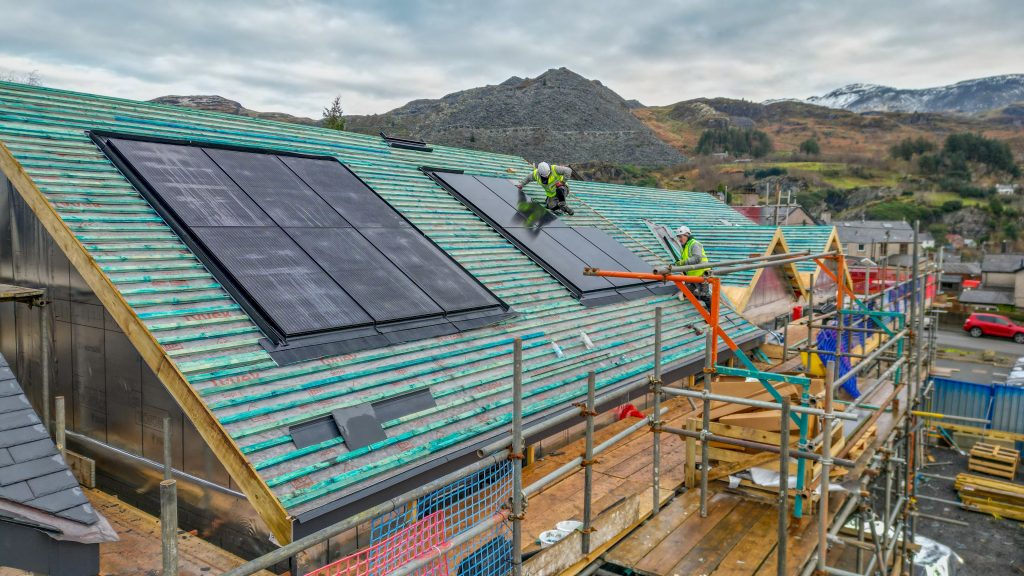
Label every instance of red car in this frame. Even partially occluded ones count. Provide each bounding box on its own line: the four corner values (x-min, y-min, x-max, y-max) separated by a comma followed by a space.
963, 312, 1024, 343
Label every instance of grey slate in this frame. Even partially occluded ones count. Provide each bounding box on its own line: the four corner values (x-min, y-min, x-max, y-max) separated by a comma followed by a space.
0, 352, 99, 525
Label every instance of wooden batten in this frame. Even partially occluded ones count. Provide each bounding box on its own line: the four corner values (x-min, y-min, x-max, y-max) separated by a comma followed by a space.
0, 142, 293, 544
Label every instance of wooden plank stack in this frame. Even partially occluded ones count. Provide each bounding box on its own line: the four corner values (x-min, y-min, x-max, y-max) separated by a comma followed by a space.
954, 473, 1024, 521
967, 442, 1019, 480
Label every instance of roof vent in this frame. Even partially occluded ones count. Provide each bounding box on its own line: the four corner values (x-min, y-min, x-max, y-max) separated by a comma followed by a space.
381, 132, 433, 152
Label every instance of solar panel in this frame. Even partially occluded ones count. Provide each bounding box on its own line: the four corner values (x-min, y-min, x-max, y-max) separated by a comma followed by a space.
191, 226, 372, 335
99, 135, 512, 363
431, 171, 660, 305
108, 139, 273, 227
280, 156, 408, 228
205, 149, 350, 228
360, 228, 499, 312
287, 227, 444, 322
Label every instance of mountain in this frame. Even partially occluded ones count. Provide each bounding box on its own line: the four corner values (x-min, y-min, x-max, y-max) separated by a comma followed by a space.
806, 74, 1024, 114
344, 68, 684, 166
149, 95, 319, 125
636, 96, 1024, 158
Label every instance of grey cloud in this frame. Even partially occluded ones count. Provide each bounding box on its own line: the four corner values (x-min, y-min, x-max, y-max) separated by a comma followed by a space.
0, 0, 1021, 116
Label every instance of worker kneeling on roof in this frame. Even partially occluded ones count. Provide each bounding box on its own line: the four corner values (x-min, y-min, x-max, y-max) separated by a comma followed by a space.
674, 225, 713, 310
516, 161, 575, 216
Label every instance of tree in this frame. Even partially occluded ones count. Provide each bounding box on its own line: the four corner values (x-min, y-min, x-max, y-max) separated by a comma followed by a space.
798, 138, 820, 156
695, 127, 773, 158
0, 69, 41, 86
322, 95, 346, 131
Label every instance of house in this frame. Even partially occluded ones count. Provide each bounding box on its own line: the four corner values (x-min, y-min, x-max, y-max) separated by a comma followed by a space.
961, 253, 1024, 308
0, 352, 117, 575
0, 80, 764, 567
939, 261, 982, 294
919, 231, 935, 250
996, 184, 1016, 196
734, 204, 817, 226
945, 234, 965, 250
835, 220, 916, 260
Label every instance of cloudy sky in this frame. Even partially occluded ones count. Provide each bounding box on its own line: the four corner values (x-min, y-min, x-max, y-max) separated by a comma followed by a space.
1, 1, 1021, 117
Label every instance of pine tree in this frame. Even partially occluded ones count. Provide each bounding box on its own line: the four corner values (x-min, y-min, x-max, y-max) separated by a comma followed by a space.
322, 96, 346, 131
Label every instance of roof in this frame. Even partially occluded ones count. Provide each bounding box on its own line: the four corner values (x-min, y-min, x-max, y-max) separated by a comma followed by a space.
835, 220, 915, 244
0, 353, 100, 527
939, 274, 962, 284
981, 253, 1024, 273
0, 81, 761, 541
778, 226, 840, 274
959, 288, 1015, 306
943, 262, 981, 276
733, 205, 810, 226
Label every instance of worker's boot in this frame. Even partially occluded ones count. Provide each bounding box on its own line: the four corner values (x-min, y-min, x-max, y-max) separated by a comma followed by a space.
558, 201, 574, 216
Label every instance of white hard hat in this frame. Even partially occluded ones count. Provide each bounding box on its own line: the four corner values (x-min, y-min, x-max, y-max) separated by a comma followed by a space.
537, 162, 551, 177
674, 225, 691, 236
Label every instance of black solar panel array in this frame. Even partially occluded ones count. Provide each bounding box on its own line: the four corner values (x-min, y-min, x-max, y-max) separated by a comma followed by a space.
100, 136, 512, 363
431, 172, 674, 306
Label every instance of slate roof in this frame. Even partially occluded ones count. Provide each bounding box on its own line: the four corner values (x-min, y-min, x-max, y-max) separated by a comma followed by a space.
835, 220, 915, 244
0, 81, 762, 534
958, 288, 1015, 306
981, 253, 1024, 273
943, 262, 981, 276
0, 353, 100, 527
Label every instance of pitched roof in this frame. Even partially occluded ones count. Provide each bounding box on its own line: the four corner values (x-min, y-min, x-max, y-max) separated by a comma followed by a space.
981, 253, 1024, 273
958, 288, 1015, 305
0, 81, 761, 540
834, 220, 915, 244
943, 262, 981, 275
0, 353, 100, 527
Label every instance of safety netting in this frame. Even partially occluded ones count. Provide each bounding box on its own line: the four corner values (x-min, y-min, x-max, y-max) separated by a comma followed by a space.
360, 460, 515, 576
305, 510, 449, 576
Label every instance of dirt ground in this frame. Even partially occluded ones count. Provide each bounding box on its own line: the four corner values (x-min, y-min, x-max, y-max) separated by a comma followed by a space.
914, 445, 1023, 575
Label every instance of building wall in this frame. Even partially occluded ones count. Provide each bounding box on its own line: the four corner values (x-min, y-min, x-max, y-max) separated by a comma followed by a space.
1015, 270, 1024, 308
0, 176, 274, 559
742, 267, 796, 327
984, 271, 1017, 288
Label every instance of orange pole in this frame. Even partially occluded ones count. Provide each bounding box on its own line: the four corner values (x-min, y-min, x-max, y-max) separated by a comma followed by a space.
710, 278, 721, 366
584, 268, 708, 284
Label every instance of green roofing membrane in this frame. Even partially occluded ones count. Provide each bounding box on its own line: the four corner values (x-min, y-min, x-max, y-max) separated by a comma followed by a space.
0, 81, 769, 521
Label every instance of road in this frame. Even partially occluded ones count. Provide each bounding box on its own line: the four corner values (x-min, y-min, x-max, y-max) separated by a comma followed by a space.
935, 328, 1024, 358
934, 328, 1018, 385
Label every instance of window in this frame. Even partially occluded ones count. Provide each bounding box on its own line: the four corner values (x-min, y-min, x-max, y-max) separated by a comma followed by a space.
857, 244, 865, 252
95, 134, 512, 364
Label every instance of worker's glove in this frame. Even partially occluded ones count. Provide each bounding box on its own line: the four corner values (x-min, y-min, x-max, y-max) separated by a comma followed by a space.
515, 184, 524, 191
555, 181, 567, 190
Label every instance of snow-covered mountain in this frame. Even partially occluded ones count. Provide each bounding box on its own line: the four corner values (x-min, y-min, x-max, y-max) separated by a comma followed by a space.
807, 74, 1024, 114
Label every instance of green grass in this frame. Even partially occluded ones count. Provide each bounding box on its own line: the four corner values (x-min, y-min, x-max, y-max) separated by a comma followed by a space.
921, 191, 985, 207
720, 161, 900, 189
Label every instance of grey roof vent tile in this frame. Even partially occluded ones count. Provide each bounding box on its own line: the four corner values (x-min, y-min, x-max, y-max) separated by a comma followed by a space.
332, 405, 386, 451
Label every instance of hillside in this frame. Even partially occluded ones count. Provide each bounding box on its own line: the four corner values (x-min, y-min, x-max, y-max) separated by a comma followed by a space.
637, 97, 1024, 159
149, 95, 319, 125
806, 74, 1024, 114
344, 68, 684, 166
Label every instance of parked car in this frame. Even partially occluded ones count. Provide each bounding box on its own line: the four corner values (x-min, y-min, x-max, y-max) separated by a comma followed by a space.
963, 312, 1024, 343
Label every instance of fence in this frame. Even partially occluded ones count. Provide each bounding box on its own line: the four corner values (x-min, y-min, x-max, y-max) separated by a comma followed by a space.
928, 377, 1024, 435
305, 461, 514, 576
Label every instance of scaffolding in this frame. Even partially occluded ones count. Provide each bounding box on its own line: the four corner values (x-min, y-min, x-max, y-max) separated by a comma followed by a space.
225, 224, 937, 576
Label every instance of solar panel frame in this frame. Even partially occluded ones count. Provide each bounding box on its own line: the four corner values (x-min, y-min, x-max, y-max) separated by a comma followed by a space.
430, 170, 661, 305
94, 132, 513, 363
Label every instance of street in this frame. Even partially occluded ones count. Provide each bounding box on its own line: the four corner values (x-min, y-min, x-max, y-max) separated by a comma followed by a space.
936, 327, 1024, 358
934, 328, 1019, 385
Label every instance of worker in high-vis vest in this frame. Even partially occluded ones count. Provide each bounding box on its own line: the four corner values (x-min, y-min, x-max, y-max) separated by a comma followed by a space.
674, 225, 713, 309
515, 162, 575, 216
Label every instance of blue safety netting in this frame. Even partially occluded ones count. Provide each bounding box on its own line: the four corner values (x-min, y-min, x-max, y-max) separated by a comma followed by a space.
369, 461, 513, 575
815, 324, 859, 398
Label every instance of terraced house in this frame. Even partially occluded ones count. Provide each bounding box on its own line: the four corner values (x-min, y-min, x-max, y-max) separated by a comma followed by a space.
0, 81, 841, 564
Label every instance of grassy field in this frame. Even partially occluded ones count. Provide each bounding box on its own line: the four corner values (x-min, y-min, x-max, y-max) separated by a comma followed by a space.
718, 161, 901, 189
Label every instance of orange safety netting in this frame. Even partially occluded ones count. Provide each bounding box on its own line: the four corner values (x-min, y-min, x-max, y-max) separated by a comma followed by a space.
305, 511, 449, 576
